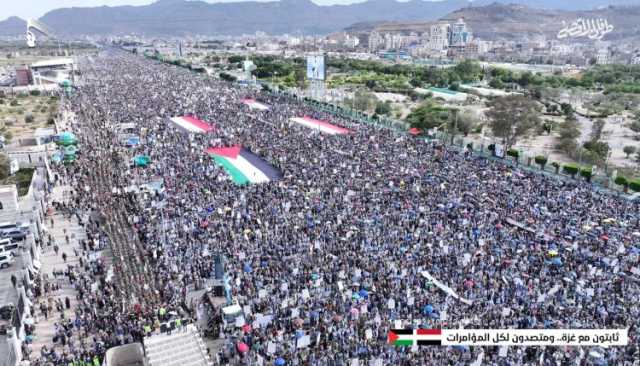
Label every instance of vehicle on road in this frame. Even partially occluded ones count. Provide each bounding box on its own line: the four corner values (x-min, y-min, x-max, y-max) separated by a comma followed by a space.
0, 228, 27, 241
0, 254, 14, 269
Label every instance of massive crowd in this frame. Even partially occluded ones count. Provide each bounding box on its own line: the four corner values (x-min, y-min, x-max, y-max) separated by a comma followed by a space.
29, 50, 640, 365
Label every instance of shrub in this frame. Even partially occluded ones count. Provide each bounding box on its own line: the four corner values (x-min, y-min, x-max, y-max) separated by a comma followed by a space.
614, 176, 628, 187
630, 179, 640, 192
507, 149, 520, 158
562, 163, 579, 177
29, 90, 41, 96
580, 167, 593, 181
47, 116, 55, 125
534, 155, 547, 167
24, 113, 34, 123
10, 99, 18, 106
623, 145, 636, 158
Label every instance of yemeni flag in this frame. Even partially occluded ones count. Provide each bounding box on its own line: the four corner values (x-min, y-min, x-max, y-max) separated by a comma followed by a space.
167, 116, 215, 134
241, 98, 270, 111
206, 146, 281, 185
388, 329, 442, 346
290, 116, 350, 135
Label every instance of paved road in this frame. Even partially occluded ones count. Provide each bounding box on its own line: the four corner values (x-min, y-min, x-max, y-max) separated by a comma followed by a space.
29, 185, 89, 355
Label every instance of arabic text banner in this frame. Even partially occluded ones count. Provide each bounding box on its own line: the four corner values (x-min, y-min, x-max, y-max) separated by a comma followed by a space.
442, 329, 627, 347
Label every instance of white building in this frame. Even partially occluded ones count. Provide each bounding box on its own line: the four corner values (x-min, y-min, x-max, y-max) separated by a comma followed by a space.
596, 49, 610, 65
368, 31, 384, 51
427, 23, 450, 51
30, 58, 74, 85
0, 185, 19, 220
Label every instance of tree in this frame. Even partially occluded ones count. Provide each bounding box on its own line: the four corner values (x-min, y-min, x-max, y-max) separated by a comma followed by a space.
560, 103, 574, 117
24, 113, 34, 123
374, 101, 391, 116
219, 72, 237, 82
450, 111, 476, 136
0, 154, 9, 180
489, 78, 504, 89
405, 102, 450, 130
590, 119, 606, 142
534, 155, 548, 169
623, 145, 636, 158
630, 118, 640, 134
346, 91, 376, 112
451, 60, 482, 83
485, 95, 541, 148
365, 79, 377, 89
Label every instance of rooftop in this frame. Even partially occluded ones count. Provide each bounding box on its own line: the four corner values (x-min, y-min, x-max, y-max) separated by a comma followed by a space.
31, 58, 74, 69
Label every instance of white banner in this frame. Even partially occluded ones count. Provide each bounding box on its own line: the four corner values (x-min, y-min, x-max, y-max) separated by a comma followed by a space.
442, 329, 628, 346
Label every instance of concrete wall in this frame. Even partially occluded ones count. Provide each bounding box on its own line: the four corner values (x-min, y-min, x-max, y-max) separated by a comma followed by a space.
8, 150, 47, 169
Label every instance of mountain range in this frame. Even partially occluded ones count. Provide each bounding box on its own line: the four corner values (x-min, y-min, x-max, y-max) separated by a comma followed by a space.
1, 0, 639, 36
349, 3, 640, 41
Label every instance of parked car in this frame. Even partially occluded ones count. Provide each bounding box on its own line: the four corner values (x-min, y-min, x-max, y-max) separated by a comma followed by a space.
0, 254, 14, 269
0, 246, 15, 258
0, 228, 27, 241
0, 239, 20, 253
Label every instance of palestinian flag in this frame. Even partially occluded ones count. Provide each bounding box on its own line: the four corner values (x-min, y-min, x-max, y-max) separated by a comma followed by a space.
206, 146, 281, 185
241, 98, 270, 111
167, 116, 215, 134
290, 116, 350, 135
388, 329, 442, 346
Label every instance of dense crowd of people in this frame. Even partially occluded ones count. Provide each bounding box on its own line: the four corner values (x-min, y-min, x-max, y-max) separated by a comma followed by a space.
29, 49, 640, 365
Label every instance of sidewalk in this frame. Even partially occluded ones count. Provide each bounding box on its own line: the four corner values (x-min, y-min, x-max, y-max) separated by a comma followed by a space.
29, 185, 87, 354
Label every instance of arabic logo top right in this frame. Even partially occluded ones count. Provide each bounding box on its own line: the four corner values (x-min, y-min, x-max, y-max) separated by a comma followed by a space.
557, 18, 614, 41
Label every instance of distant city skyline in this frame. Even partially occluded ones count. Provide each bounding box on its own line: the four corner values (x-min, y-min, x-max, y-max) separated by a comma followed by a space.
3, 0, 387, 21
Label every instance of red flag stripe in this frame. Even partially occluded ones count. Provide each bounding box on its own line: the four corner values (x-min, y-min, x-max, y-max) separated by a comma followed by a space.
417, 329, 442, 335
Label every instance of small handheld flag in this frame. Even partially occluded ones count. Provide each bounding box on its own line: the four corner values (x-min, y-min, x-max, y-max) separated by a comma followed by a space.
388, 329, 442, 346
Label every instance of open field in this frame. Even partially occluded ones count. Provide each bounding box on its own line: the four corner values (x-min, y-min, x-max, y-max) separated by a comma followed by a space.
0, 93, 57, 143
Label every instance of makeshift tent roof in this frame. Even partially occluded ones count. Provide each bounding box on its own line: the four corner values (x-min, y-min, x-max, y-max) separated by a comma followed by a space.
408, 127, 423, 135
63, 154, 76, 164
126, 136, 140, 146
63, 145, 77, 156
133, 155, 151, 167
51, 152, 62, 163
56, 132, 77, 146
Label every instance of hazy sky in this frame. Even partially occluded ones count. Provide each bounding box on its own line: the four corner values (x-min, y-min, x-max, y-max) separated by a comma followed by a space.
2, 0, 374, 21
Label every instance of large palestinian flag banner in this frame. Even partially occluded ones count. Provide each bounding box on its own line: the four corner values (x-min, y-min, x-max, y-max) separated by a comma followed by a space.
290, 116, 350, 135
167, 116, 215, 134
241, 98, 270, 111
206, 146, 281, 185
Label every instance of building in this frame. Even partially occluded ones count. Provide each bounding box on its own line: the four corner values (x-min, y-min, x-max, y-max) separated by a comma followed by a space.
427, 23, 450, 51
368, 31, 384, 52
15, 67, 32, 86
0, 185, 19, 218
30, 58, 74, 85
596, 49, 610, 65
449, 18, 472, 48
